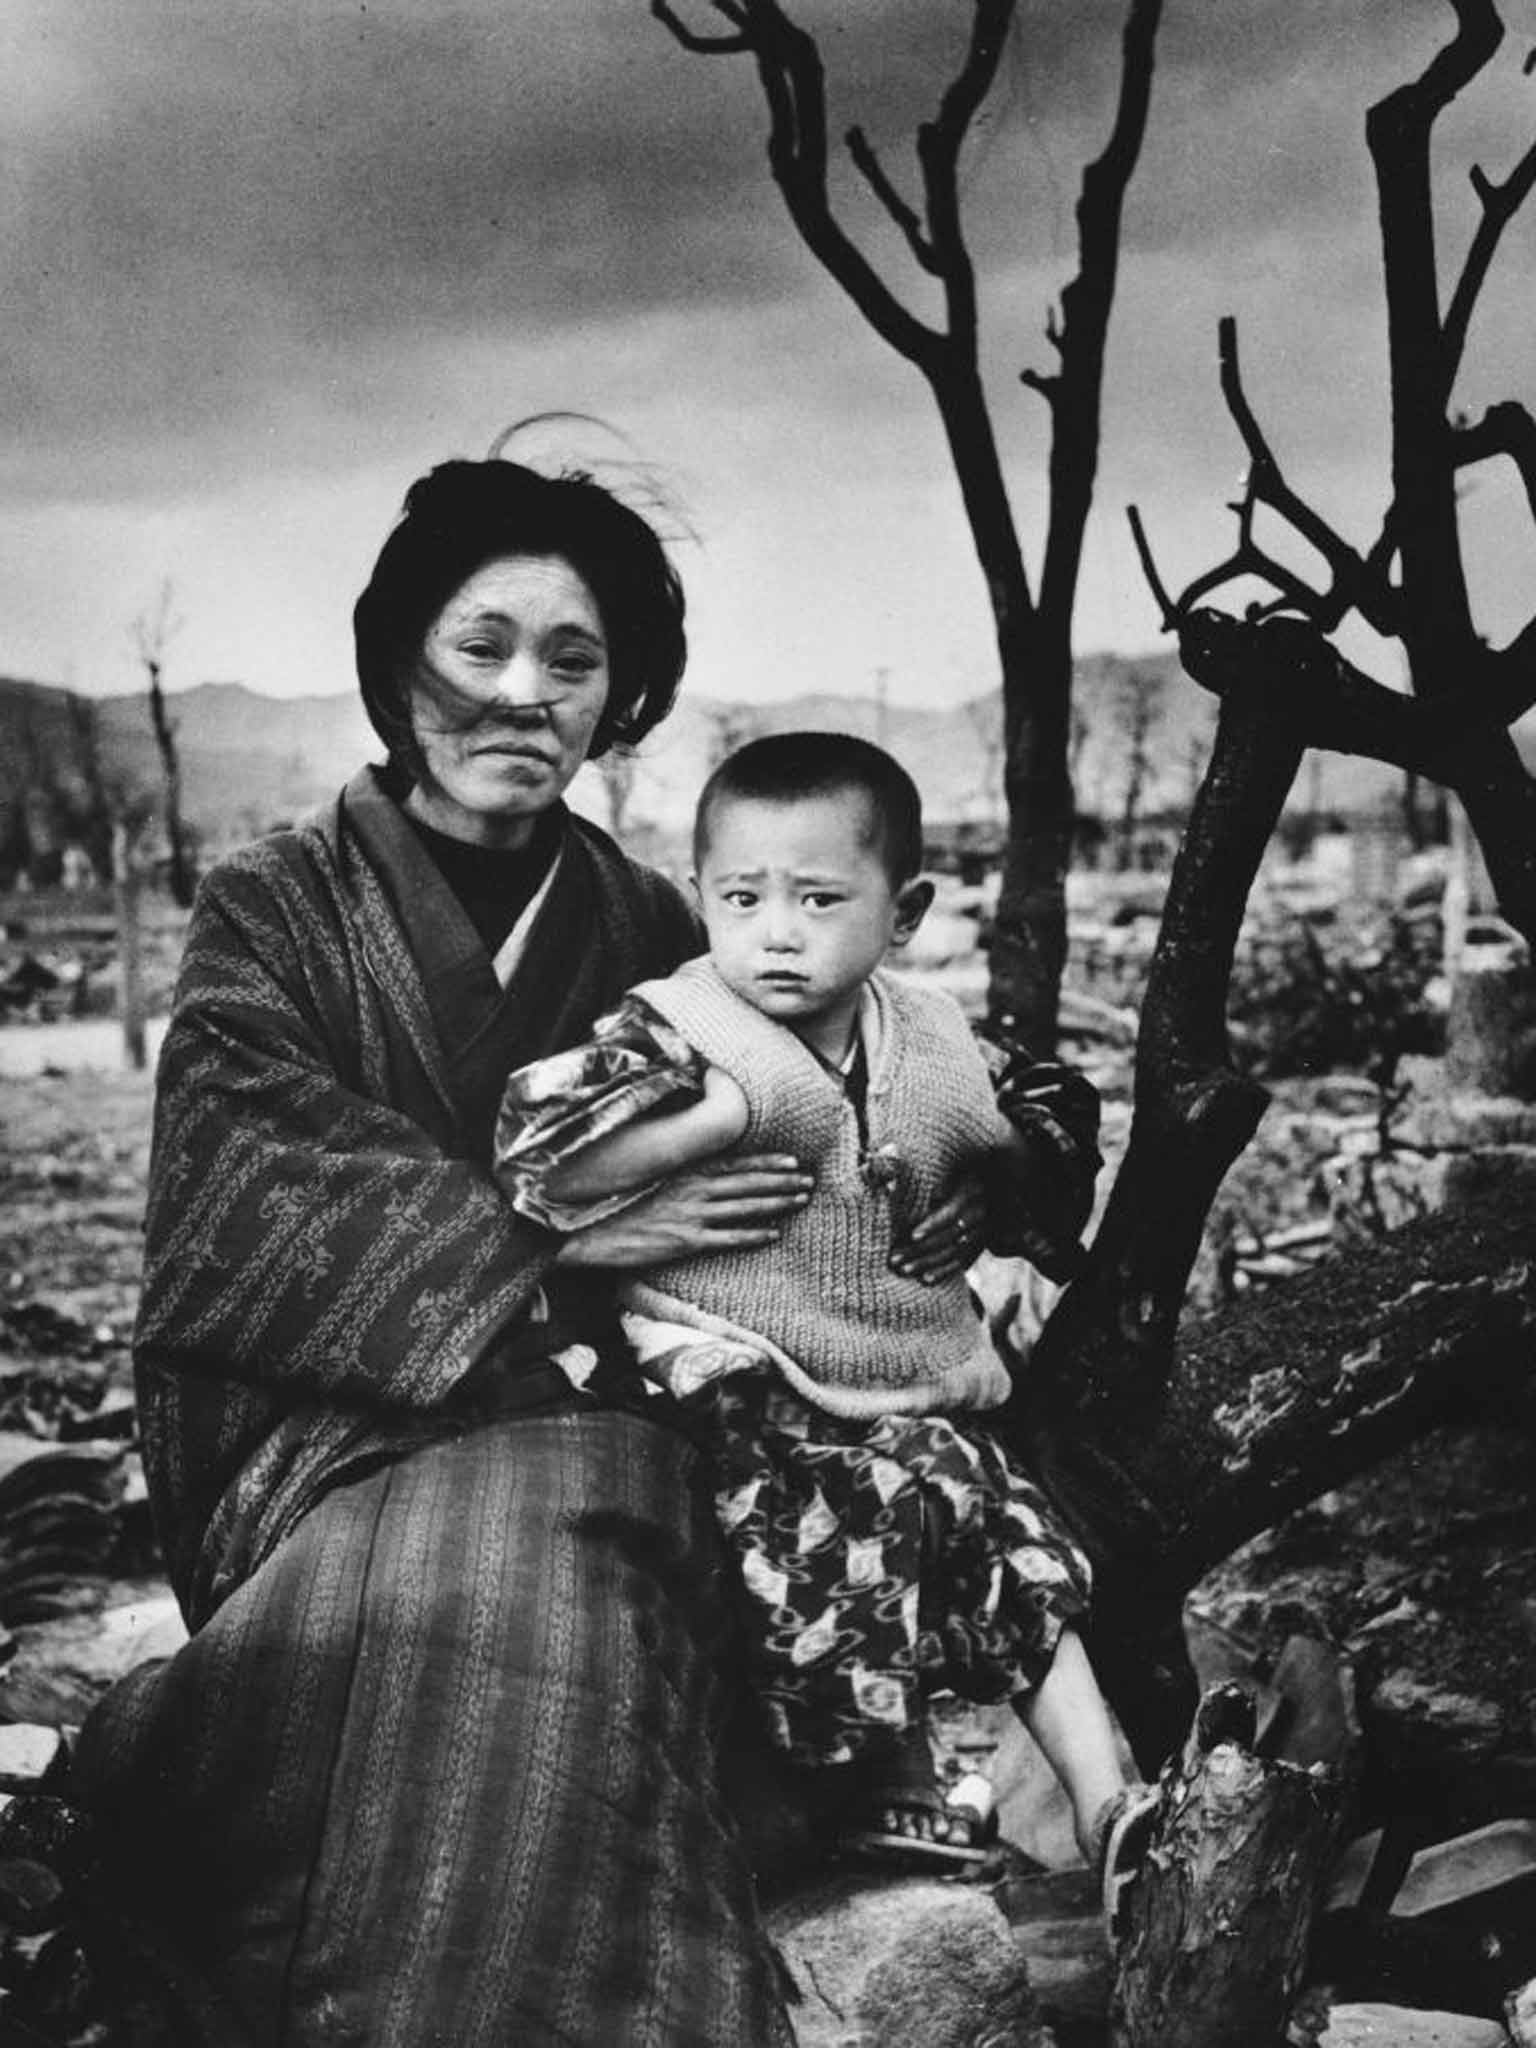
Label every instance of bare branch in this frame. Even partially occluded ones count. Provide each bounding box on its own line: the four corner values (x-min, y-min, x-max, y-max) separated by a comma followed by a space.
1126, 505, 1178, 629
1454, 396, 1536, 528
1479, 611, 1536, 732
1217, 316, 1399, 635
650, 0, 749, 54
1038, 0, 1163, 629
1365, 1, 1502, 664
1369, 0, 1503, 141
1442, 133, 1536, 392
1161, 466, 1341, 628
912, 0, 1017, 351
729, 0, 945, 372
131, 578, 183, 668
1178, 608, 1536, 784
845, 125, 939, 273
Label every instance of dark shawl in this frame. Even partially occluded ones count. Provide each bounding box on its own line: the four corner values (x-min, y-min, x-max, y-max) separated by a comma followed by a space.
136, 766, 699, 1627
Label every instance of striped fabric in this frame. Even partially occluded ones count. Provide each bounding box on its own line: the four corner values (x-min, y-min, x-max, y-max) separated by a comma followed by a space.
75, 1412, 792, 2047
73, 770, 796, 2042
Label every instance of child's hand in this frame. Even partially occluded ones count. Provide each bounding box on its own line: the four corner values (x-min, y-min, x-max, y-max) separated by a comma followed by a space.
889, 1175, 988, 1286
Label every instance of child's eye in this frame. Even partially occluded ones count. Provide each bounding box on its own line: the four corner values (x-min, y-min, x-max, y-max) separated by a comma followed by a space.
803, 893, 844, 910
722, 890, 759, 909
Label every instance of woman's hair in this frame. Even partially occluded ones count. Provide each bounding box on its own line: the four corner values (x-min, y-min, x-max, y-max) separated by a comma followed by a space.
353, 456, 687, 769
693, 731, 924, 887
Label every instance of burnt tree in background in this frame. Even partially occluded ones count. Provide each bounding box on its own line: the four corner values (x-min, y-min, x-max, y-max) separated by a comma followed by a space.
653, 0, 1163, 1051
131, 582, 195, 912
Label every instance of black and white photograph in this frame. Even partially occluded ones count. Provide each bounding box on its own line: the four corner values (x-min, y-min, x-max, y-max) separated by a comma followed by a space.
1, 4, 1535, 2042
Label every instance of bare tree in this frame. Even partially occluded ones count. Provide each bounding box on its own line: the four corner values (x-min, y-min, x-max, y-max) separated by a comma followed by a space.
64, 692, 156, 1067
1033, 0, 1536, 1772
65, 693, 116, 886
131, 581, 196, 909
1113, 666, 1165, 870
652, 0, 1163, 1050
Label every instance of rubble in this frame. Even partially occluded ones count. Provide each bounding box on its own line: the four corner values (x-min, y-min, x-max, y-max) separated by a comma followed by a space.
1315, 2005, 1509, 2047
769, 1872, 1050, 2048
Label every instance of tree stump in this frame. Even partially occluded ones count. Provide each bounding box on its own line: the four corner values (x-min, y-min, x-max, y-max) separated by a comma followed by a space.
1110, 1683, 1342, 2048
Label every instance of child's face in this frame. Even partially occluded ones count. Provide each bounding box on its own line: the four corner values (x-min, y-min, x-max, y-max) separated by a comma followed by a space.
694, 791, 928, 1057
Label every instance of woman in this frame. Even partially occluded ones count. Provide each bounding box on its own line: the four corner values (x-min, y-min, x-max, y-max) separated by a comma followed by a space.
72, 456, 818, 2046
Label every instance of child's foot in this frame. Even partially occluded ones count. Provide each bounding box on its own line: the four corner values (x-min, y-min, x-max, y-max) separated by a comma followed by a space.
834, 1734, 998, 1873
1091, 1782, 1161, 1940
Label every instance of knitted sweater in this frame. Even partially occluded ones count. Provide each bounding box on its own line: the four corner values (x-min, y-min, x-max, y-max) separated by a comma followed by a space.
623, 958, 1017, 1419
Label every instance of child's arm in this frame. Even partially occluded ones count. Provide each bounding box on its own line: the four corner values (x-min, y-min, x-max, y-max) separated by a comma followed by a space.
541, 1064, 749, 1206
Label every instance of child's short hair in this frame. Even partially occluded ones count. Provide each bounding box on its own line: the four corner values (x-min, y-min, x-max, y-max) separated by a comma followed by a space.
694, 731, 923, 886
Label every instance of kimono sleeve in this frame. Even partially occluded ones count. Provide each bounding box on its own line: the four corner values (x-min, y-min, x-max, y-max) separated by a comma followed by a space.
136, 849, 557, 1411
495, 996, 707, 1230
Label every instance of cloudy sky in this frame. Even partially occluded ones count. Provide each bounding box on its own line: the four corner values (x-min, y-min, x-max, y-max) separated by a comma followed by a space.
4, 0, 1536, 710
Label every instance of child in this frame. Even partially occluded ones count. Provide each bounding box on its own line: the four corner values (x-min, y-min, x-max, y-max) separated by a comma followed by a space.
497, 733, 1155, 1910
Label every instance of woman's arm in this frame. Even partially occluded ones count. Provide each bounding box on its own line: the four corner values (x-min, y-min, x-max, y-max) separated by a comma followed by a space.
137, 848, 560, 1411
542, 1067, 748, 1205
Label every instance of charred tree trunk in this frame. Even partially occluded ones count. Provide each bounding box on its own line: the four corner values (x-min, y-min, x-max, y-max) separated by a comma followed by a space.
1111, 1685, 1342, 2048
653, 0, 1163, 1050
145, 657, 193, 910
1001, 609, 1536, 1768
990, 625, 1074, 1049
111, 823, 147, 1073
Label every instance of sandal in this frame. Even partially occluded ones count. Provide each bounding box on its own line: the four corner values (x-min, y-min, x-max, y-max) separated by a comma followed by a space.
829, 1731, 999, 1874
841, 1770, 999, 1873
1093, 1782, 1161, 1940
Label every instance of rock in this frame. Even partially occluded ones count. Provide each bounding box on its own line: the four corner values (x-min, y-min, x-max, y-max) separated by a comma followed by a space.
1507, 1976, 1536, 2047
1317, 2003, 1510, 2046
1444, 952, 1536, 1097
1391, 1820, 1536, 1922
768, 1872, 1049, 2047
0, 1724, 66, 1790
1391, 1093, 1536, 1152
0, 1589, 186, 1724
0, 1854, 64, 1933
1325, 1829, 1384, 1914
1363, 1673, 1507, 1775
999, 1868, 1109, 2030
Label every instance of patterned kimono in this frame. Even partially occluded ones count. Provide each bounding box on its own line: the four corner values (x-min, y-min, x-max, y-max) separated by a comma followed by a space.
72, 767, 793, 2048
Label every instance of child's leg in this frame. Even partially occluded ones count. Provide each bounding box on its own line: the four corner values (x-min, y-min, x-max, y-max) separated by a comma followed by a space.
1014, 1625, 1129, 1862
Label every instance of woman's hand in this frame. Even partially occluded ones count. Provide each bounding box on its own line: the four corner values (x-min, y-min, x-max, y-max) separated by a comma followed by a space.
554, 1154, 812, 1269
889, 1173, 988, 1286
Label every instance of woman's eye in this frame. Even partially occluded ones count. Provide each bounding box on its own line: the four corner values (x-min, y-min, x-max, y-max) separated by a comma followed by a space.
550, 654, 601, 681
458, 638, 502, 662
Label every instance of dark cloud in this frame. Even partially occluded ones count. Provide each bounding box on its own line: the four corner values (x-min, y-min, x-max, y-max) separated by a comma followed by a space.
5, 0, 1536, 541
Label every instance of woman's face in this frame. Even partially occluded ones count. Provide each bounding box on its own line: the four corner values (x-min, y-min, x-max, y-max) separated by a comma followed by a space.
404, 553, 611, 849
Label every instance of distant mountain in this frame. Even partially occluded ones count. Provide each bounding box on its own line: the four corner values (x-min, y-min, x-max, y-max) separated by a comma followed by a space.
5, 656, 1524, 873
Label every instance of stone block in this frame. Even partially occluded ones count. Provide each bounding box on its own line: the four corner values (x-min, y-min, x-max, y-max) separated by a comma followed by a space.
1391, 1820, 1536, 1922
1363, 1672, 1506, 1775
1445, 953, 1536, 1097
1507, 1975, 1536, 2047
1318, 2003, 1509, 2046
769, 1872, 1049, 2047
1392, 1093, 1536, 1152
